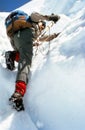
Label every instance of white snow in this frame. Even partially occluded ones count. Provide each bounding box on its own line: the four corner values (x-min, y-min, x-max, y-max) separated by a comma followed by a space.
0, 0, 85, 130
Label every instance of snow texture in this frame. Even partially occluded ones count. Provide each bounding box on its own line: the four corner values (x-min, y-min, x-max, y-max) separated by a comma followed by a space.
0, 0, 85, 130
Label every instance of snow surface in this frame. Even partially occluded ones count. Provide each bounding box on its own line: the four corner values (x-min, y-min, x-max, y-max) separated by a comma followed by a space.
0, 0, 85, 130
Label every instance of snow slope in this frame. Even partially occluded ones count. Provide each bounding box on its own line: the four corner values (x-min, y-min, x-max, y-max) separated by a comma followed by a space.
0, 0, 85, 130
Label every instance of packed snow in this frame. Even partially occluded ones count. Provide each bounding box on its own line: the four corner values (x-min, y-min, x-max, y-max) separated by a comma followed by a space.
0, 0, 85, 130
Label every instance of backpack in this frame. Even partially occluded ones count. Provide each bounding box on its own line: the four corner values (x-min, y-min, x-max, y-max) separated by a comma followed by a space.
5, 10, 32, 37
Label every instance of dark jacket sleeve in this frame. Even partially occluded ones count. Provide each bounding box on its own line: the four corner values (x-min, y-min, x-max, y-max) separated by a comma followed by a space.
30, 12, 60, 23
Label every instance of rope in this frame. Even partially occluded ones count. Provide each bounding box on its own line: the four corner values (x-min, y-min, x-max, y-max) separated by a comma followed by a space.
46, 27, 51, 55
33, 21, 55, 56
34, 28, 51, 56
34, 21, 54, 44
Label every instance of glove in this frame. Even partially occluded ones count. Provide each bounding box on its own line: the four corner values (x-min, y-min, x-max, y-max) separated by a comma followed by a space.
33, 42, 41, 46
49, 15, 60, 23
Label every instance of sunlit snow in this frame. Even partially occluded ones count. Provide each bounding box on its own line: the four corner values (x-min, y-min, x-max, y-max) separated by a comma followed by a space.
0, 0, 85, 130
